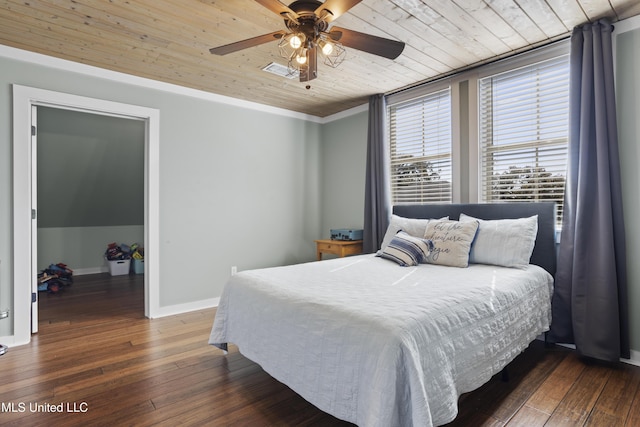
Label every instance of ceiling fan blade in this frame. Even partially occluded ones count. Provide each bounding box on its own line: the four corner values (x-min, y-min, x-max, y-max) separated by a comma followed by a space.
210, 30, 286, 55
330, 27, 404, 60
315, 0, 362, 23
254, 0, 298, 19
299, 46, 318, 82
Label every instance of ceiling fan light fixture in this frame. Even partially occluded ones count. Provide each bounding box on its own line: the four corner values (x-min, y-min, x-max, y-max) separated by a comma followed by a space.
321, 41, 346, 68
296, 50, 308, 64
319, 39, 334, 55
278, 35, 297, 61
289, 33, 305, 49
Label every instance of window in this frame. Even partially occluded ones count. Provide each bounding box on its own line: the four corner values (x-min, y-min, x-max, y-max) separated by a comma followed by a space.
388, 88, 452, 204
478, 56, 569, 223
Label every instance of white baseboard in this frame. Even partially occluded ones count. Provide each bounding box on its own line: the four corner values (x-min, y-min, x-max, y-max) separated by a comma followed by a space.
0, 335, 30, 349
152, 297, 220, 319
71, 266, 219, 319
1, 297, 220, 349
556, 342, 640, 367
627, 349, 640, 367
73, 266, 109, 276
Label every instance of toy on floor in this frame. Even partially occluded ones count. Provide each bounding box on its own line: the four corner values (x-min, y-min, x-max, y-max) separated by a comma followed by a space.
37, 263, 73, 294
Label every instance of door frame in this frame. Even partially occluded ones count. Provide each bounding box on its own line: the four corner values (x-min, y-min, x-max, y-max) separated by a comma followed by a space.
12, 85, 160, 345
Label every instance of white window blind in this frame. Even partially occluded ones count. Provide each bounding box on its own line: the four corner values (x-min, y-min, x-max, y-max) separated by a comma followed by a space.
478, 55, 569, 223
388, 88, 452, 205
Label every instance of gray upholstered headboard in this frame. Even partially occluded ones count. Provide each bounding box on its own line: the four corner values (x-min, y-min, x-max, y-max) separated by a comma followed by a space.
393, 203, 557, 276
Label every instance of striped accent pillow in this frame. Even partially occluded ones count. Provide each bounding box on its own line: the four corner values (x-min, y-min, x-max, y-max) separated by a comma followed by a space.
377, 231, 434, 266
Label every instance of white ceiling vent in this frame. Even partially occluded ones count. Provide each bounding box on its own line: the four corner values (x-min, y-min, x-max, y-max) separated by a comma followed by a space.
262, 62, 298, 79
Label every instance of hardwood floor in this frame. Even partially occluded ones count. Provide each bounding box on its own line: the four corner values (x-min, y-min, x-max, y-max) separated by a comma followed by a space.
1, 273, 639, 426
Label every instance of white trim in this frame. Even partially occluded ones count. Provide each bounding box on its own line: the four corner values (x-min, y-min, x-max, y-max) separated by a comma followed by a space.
467, 76, 480, 203
628, 349, 640, 367
0, 44, 384, 125
0, 336, 14, 347
0, 44, 323, 123
13, 86, 31, 346
152, 298, 220, 319
451, 82, 462, 203
30, 105, 38, 333
12, 85, 161, 346
613, 13, 640, 34
73, 267, 110, 276
557, 343, 640, 367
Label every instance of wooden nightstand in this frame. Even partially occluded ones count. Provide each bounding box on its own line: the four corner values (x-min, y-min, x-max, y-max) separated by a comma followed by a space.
315, 239, 363, 261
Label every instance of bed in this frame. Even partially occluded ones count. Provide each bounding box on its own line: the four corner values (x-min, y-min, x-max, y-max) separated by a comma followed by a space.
209, 203, 556, 426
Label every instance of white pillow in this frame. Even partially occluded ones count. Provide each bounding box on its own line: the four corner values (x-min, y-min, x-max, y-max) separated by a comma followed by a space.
378, 215, 431, 253
423, 219, 479, 268
459, 213, 538, 268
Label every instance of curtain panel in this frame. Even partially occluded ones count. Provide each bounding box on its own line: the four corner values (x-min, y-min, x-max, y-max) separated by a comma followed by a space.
549, 19, 630, 361
363, 94, 390, 253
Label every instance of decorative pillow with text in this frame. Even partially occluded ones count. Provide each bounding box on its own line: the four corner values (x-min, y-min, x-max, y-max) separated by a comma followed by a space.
423, 220, 479, 267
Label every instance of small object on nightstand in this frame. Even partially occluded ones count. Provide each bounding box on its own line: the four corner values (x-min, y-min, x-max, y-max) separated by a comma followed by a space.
330, 229, 364, 241
315, 239, 363, 261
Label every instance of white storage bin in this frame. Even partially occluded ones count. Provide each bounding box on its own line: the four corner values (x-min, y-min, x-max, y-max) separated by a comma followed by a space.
107, 258, 130, 276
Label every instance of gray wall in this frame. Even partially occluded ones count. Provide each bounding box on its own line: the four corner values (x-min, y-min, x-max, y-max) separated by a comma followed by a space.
36, 107, 145, 272
0, 52, 323, 336
319, 110, 368, 238
616, 25, 640, 356
37, 107, 145, 228
38, 226, 144, 273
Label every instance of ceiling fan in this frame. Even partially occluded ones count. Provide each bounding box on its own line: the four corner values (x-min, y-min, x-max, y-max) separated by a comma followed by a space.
210, 0, 405, 82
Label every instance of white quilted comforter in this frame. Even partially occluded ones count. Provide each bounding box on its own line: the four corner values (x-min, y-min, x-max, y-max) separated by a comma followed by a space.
209, 254, 553, 426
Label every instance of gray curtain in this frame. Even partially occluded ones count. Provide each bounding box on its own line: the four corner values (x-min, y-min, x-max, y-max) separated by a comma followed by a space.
549, 19, 630, 361
363, 94, 390, 253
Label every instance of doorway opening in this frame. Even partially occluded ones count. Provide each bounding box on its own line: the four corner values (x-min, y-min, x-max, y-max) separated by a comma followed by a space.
12, 85, 160, 346
36, 106, 146, 329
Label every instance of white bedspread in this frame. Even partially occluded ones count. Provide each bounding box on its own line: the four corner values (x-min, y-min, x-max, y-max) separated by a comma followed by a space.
209, 254, 553, 426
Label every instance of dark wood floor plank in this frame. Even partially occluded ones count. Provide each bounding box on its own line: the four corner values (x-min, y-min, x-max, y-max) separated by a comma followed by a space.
523, 350, 587, 415
491, 346, 570, 423
506, 404, 550, 427
586, 364, 640, 426
447, 342, 569, 426
545, 362, 612, 426
47, 359, 221, 426
2, 272, 640, 427
625, 383, 640, 427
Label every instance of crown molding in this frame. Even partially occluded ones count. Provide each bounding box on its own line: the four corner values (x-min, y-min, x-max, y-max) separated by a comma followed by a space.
0, 44, 327, 123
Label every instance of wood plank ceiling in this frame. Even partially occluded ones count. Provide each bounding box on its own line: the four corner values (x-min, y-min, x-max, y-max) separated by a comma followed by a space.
1, 0, 639, 117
